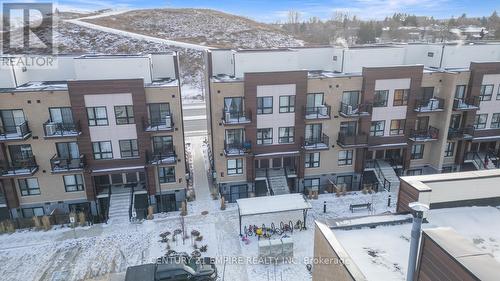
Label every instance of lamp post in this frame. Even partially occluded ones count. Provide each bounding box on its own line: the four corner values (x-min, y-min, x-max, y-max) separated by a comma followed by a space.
406, 202, 429, 281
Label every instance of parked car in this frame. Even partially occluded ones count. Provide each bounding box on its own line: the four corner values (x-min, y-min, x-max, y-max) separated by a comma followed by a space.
125, 256, 217, 281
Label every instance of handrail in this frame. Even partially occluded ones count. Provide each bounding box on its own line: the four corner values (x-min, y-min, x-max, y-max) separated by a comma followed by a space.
339, 102, 372, 117
50, 154, 85, 171
142, 113, 174, 131
129, 183, 135, 221
106, 186, 111, 223
465, 151, 486, 170
0, 156, 38, 175
146, 147, 177, 164
338, 131, 368, 145
43, 120, 80, 137
374, 160, 391, 192
0, 121, 31, 138
409, 126, 439, 140
222, 109, 251, 124
414, 97, 444, 112
303, 104, 331, 119
448, 126, 475, 140
303, 133, 329, 148
453, 96, 481, 110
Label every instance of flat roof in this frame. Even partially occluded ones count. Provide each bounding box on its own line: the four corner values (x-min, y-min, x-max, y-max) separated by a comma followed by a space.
330, 206, 500, 281
400, 169, 500, 192
237, 193, 312, 217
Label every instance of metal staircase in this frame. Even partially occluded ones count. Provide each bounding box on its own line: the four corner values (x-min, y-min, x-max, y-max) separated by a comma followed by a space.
107, 190, 131, 224
373, 160, 400, 192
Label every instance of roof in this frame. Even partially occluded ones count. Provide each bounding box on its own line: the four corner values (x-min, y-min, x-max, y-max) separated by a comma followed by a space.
331, 206, 500, 281
237, 193, 312, 217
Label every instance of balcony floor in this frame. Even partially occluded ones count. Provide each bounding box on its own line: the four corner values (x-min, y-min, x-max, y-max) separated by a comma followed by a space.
304, 143, 329, 150
0, 166, 38, 177
0, 132, 32, 142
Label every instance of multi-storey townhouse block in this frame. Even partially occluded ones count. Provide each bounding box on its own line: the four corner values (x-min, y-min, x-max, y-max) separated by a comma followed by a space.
204, 43, 500, 202
0, 53, 187, 221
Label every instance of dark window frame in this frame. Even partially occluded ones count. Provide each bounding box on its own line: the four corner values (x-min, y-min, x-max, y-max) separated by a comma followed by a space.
86, 106, 108, 126
63, 174, 85, 192
480, 84, 494, 101
278, 127, 294, 143
303, 178, 320, 191
305, 152, 320, 168
411, 144, 425, 160
373, 90, 389, 107
114, 105, 135, 125
390, 119, 406, 136
158, 166, 176, 183
92, 141, 113, 160
257, 96, 273, 115
257, 128, 273, 145
474, 114, 488, 129
393, 89, 409, 106
227, 158, 243, 175
445, 142, 455, 157
22, 207, 44, 218
491, 113, 500, 129
455, 85, 466, 99
338, 150, 353, 166
370, 121, 385, 136
279, 95, 295, 113
119, 139, 139, 158
18, 178, 40, 196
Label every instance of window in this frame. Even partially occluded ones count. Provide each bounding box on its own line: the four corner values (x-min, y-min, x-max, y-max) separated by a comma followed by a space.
22, 207, 44, 218
257, 128, 272, 145
92, 141, 113, 160
474, 114, 488, 129
63, 174, 84, 192
373, 90, 388, 107
153, 136, 173, 153
224, 97, 243, 113
227, 159, 243, 175
114, 105, 134, 124
148, 103, 170, 126
279, 96, 295, 113
56, 142, 80, 159
390, 119, 405, 135
422, 87, 434, 103
427, 52, 434, 57
338, 150, 353, 166
393, 89, 409, 106
455, 85, 466, 100
18, 178, 40, 196
305, 152, 320, 168
411, 144, 424, 160
119, 139, 139, 158
336, 175, 353, 190
445, 142, 455, 157
304, 178, 320, 192
491, 113, 500, 128
407, 169, 423, 176
497, 86, 500, 100
370, 121, 385, 136
86, 107, 108, 126
158, 166, 176, 183
49, 107, 74, 124
0, 109, 26, 134
278, 127, 294, 143
257, 97, 273, 114
306, 93, 324, 108
479, 85, 493, 101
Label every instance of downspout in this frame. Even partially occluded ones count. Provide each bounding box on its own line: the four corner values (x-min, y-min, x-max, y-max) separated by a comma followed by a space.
341, 49, 345, 73
439, 44, 445, 69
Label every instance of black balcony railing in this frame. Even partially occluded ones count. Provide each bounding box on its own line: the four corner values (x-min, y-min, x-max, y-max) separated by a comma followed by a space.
222, 109, 251, 124
0, 156, 38, 176
339, 102, 372, 117
146, 147, 177, 165
50, 154, 86, 172
143, 114, 174, 132
409, 126, 439, 141
304, 104, 331, 119
0, 121, 31, 140
303, 133, 329, 149
337, 132, 368, 147
448, 126, 475, 140
453, 97, 480, 110
414, 98, 445, 112
224, 140, 251, 155
43, 120, 81, 137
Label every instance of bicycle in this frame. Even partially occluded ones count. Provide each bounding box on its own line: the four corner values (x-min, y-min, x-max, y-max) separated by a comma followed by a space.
294, 220, 304, 231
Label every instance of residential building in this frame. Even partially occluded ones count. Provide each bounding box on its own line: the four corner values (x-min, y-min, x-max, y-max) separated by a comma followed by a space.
204, 43, 500, 202
0, 53, 187, 221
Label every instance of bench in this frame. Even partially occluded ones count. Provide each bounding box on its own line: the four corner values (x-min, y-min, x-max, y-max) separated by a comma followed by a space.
349, 203, 372, 212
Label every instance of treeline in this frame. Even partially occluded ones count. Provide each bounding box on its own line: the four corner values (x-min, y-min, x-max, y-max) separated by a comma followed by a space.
277, 11, 500, 45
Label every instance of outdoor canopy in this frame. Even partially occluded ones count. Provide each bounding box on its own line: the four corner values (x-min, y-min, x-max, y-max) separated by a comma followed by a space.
236, 193, 312, 235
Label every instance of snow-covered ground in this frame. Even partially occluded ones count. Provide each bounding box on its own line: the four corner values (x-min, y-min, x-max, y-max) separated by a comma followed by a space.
0, 138, 395, 281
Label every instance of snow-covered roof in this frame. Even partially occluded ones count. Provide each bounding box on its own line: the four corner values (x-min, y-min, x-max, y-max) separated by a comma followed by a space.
330, 206, 500, 281
237, 193, 312, 217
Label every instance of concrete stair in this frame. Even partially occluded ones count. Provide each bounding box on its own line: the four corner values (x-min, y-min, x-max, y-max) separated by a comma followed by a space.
268, 176, 290, 195
108, 191, 131, 224
374, 160, 400, 192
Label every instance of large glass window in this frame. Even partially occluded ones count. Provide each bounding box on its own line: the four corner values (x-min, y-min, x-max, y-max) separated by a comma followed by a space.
479, 85, 494, 101
227, 159, 243, 175
148, 103, 171, 126
22, 207, 44, 218
63, 174, 84, 192
491, 113, 500, 128
0, 109, 26, 134
92, 141, 113, 160
153, 136, 173, 153
305, 152, 320, 168
257, 97, 273, 114
119, 139, 139, 158
86, 107, 108, 126
305, 124, 322, 140
306, 93, 324, 108
49, 107, 74, 124
338, 150, 353, 166
257, 128, 272, 145
474, 114, 488, 129
56, 142, 80, 159
445, 142, 455, 157
279, 96, 295, 113
158, 166, 176, 183
224, 97, 243, 113
342, 91, 360, 106
455, 85, 466, 99
411, 144, 425, 160
373, 90, 389, 107
18, 178, 40, 196
390, 119, 405, 135
114, 105, 134, 125
393, 89, 409, 106
304, 178, 320, 192
278, 127, 294, 143
370, 121, 385, 136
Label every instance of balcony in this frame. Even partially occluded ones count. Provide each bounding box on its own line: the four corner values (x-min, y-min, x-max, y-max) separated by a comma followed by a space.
222, 109, 251, 125
337, 132, 368, 148
409, 126, 439, 142
146, 147, 177, 165
0, 121, 31, 142
0, 156, 38, 177
143, 114, 174, 132
414, 98, 444, 113
303, 133, 329, 150
339, 102, 372, 118
448, 126, 475, 140
304, 105, 331, 120
453, 97, 480, 111
224, 141, 251, 156
43, 120, 81, 138
50, 154, 86, 173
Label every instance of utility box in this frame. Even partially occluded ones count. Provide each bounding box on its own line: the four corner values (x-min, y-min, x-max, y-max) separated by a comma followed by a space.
258, 237, 294, 261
